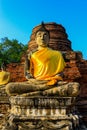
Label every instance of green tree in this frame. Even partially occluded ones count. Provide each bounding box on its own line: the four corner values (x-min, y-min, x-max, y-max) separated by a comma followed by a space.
0, 37, 28, 67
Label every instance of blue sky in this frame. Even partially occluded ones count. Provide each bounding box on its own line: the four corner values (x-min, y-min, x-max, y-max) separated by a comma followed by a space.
0, 0, 87, 60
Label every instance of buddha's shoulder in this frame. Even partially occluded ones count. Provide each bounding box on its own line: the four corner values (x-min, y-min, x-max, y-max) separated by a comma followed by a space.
48, 48, 62, 55
28, 48, 38, 57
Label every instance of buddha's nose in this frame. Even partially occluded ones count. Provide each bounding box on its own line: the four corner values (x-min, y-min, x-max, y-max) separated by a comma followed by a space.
41, 35, 44, 40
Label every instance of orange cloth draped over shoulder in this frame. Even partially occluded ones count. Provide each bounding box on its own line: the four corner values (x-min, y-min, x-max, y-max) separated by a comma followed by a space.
30, 47, 66, 85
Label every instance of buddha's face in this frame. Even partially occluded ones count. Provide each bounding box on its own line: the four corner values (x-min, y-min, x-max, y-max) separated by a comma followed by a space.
35, 31, 49, 47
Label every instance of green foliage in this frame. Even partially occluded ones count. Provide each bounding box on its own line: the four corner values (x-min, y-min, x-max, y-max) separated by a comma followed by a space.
0, 37, 28, 67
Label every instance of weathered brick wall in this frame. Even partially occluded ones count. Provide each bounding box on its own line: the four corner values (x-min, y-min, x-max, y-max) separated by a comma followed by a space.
6, 62, 26, 82
75, 60, 87, 126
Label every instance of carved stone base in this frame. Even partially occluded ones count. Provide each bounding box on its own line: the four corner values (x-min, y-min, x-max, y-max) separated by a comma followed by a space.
3, 115, 74, 130
3, 115, 87, 130
18, 119, 72, 130
2, 96, 82, 130
10, 96, 76, 117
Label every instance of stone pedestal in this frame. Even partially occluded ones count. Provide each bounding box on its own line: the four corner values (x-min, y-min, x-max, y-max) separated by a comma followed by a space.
0, 86, 10, 130
3, 96, 81, 130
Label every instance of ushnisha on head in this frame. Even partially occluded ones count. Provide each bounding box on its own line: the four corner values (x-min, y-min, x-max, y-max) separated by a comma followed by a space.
35, 22, 50, 48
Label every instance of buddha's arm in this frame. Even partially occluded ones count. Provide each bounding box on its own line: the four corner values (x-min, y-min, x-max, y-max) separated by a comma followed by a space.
24, 54, 33, 80
24, 49, 38, 80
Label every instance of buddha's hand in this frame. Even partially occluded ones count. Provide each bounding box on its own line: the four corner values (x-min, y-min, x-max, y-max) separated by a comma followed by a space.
25, 72, 33, 79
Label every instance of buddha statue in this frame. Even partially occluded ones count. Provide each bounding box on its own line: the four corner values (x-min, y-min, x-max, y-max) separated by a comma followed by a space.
6, 22, 80, 96
0, 62, 10, 86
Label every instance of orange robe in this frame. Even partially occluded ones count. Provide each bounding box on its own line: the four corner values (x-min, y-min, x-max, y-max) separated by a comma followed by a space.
30, 47, 66, 85
0, 71, 10, 85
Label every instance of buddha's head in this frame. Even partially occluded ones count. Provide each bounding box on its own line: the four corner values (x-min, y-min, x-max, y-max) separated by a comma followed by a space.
35, 22, 50, 47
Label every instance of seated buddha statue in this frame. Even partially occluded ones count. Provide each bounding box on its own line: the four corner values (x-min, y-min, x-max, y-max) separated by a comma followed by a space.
6, 22, 80, 96
0, 62, 10, 86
